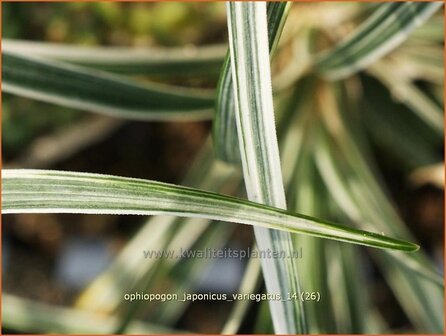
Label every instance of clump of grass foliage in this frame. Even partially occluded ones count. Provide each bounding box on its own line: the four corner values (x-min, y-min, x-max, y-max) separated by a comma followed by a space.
2, 2, 444, 334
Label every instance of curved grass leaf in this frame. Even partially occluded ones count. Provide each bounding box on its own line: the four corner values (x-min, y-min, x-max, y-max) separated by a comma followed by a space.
2, 169, 418, 252
3, 39, 226, 77
2, 52, 214, 121
213, 2, 289, 163
314, 2, 443, 79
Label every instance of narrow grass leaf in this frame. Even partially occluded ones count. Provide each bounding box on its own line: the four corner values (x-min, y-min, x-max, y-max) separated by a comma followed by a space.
213, 2, 289, 163
2, 52, 214, 121
226, 2, 307, 333
314, 2, 443, 79
3, 39, 226, 77
2, 169, 419, 252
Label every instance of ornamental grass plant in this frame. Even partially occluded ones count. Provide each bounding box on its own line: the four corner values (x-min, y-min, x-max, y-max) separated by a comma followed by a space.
2, 2, 444, 334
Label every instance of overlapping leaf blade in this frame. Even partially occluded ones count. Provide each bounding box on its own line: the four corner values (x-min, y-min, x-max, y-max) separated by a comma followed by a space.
2, 169, 418, 252
225, 2, 306, 333
213, 2, 289, 163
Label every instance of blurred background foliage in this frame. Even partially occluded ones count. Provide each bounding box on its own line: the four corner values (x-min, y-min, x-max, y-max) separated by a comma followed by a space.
3, 2, 226, 160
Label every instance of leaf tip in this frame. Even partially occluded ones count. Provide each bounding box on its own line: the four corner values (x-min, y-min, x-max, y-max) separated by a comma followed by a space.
401, 242, 420, 253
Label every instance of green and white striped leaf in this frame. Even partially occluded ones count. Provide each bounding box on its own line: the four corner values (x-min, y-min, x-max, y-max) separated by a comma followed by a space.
213, 2, 289, 163
3, 39, 226, 77
2, 52, 214, 121
2, 169, 419, 253
226, 2, 302, 334
314, 2, 443, 79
